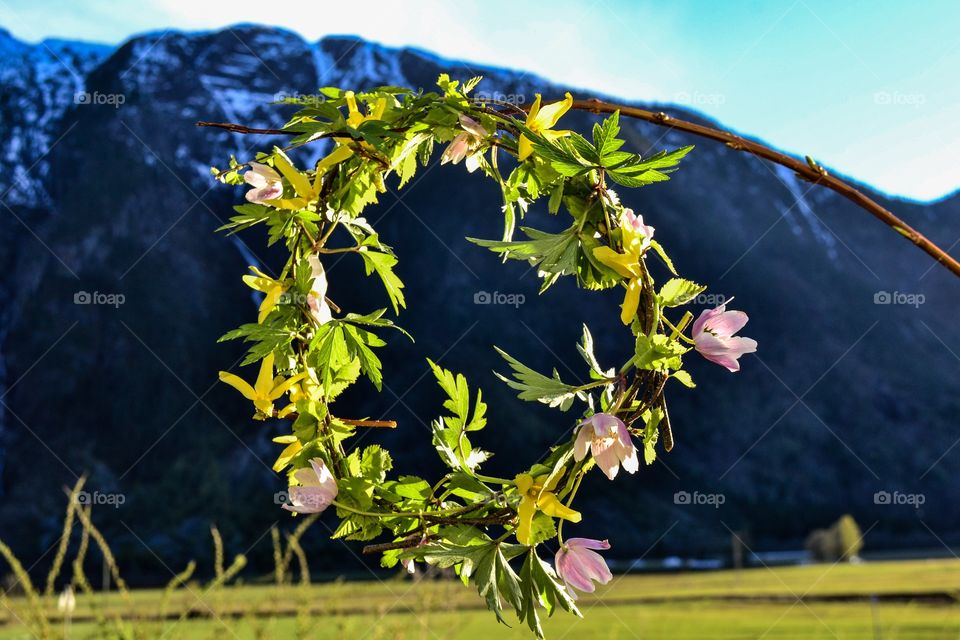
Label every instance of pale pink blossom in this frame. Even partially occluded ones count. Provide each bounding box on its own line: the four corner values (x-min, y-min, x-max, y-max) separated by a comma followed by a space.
282, 458, 338, 514
621, 208, 655, 252
244, 162, 283, 204
555, 538, 612, 598
692, 302, 757, 372
441, 114, 489, 171
574, 413, 639, 480
306, 255, 332, 325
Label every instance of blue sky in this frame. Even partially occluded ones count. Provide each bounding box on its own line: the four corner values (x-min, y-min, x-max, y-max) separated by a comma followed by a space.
3, 0, 958, 201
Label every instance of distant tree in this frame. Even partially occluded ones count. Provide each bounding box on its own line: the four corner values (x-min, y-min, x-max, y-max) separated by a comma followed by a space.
805, 514, 864, 563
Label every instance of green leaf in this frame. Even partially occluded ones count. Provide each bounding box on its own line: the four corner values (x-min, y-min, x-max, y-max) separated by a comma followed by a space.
593, 112, 626, 161
469, 225, 579, 291
494, 348, 583, 411
428, 360, 489, 472
672, 370, 696, 388
633, 333, 686, 372
358, 241, 406, 314
341, 324, 385, 390
359, 445, 393, 483
519, 550, 580, 637
658, 278, 706, 308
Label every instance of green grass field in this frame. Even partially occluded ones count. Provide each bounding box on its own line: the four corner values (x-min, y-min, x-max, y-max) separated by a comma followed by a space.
3, 559, 960, 639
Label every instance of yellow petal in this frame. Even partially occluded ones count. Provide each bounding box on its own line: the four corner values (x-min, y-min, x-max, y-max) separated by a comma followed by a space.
257, 285, 284, 324
514, 473, 535, 494
218, 371, 257, 401
537, 492, 582, 523
254, 398, 275, 416
621, 278, 642, 325
276, 403, 297, 419
593, 246, 638, 279
315, 144, 354, 182
370, 97, 388, 120
532, 92, 573, 130
345, 91, 366, 128
272, 440, 302, 472
541, 129, 572, 142
517, 135, 534, 161
255, 353, 275, 396
269, 197, 309, 211
269, 372, 309, 400
516, 496, 536, 545
272, 152, 314, 200
525, 94, 542, 128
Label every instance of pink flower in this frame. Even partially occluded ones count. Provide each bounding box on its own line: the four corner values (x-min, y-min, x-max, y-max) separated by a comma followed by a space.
306, 255, 332, 325
621, 209, 654, 252
692, 302, 758, 372
555, 538, 612, 598
441, 114, 489, 170
573, 413, 639, 480
282, 458, 338, 514
244, 162, 283, 204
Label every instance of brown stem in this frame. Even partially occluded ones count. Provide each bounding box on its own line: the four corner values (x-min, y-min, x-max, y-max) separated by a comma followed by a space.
339, 418, 397, 428
362, 535, 429, 555
272, 410, 396, 428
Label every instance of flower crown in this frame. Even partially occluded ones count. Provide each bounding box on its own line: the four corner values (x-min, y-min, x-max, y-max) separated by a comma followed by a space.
212, 75, 756, 637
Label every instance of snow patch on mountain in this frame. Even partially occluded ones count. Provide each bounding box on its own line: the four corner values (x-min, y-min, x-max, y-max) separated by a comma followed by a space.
774, 164, 838, 259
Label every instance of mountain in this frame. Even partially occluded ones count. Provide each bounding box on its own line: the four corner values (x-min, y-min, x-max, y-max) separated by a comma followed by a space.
0, 24, 958, 582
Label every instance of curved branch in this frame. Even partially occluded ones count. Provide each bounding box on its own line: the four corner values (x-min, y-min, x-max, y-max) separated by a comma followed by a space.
563, 98, 960, 278
197, 97, 960, 278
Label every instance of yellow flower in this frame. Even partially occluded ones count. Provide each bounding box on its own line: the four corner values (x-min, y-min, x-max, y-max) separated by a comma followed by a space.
514, 472, 581, 545
593, 209, 656, 325
219, 353, 307, 417
241, 266, 285, 324
518, 92, 574, 161
344, 91, 387, 128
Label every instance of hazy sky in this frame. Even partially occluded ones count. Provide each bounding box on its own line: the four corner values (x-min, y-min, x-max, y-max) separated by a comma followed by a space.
3, 0, 958, 201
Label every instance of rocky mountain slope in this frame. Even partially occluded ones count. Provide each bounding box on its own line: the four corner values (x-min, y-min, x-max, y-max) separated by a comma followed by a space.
0, 25, 957, 580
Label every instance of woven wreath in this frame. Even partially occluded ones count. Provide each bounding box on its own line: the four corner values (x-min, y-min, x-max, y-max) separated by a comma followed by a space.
212, 75, 756, 637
